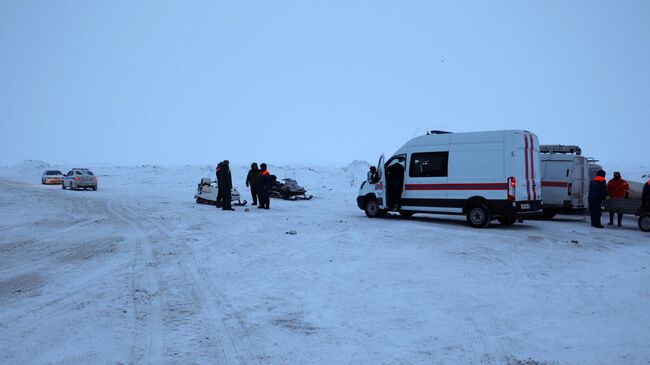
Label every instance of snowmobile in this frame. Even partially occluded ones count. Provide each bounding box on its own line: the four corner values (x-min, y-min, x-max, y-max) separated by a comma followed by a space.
194, 178, 247, 206
270, 178, 313, 200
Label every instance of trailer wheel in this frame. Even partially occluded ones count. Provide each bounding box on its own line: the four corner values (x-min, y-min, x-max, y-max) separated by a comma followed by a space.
639, 214, 650, 232
497, 216, 517, 226
467, 204, 491, 228
364, 198, 381, 218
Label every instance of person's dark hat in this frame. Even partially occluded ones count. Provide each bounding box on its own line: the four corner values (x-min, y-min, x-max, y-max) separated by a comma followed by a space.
613, 171, 621, 178
597, 169, 606, 178
260, 163, 267, 170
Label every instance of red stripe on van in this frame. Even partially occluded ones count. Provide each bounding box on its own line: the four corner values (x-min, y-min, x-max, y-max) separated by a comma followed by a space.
524, 135, 531, 200
375, 184, 383, 190
405, 183, 508, 191
529, 134, 537, 200
541, 181, 569, 188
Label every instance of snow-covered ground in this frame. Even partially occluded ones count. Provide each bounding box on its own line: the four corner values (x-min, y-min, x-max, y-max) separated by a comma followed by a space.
1, 160, 649, 365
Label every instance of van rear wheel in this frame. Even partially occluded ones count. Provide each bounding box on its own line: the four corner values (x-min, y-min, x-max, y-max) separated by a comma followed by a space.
497, 216, 517, 226
364, 199, 381, 218
467, 204, 491, 228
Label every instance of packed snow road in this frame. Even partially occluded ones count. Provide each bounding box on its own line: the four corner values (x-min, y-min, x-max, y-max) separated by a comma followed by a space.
1, 163, 649, 365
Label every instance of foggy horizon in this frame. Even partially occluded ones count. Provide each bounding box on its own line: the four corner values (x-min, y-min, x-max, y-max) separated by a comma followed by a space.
1, 1, 648, 169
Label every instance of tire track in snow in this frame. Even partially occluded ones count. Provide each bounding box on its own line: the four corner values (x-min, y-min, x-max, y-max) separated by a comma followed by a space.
121, 201, 261, 365
105, 198, 165, 365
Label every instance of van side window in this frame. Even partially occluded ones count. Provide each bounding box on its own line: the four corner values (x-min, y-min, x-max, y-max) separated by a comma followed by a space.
410, 152, 449, 178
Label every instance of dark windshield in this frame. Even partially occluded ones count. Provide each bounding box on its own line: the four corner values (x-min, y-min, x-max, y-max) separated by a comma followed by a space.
46, 171, 62, 175
85, 171, 94, 175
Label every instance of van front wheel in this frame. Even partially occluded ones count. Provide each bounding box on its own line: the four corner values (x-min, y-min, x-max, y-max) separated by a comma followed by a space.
364, 199, 381, 218
467, 205, 491, 228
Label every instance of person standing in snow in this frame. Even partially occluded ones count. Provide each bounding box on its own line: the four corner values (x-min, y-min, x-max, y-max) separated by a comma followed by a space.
246, 162, 261, 206
215, 162, 223, 208
643, 179, 650, 209
385, 159, 405, 211
258, 163, 273, 210
606, 171, 630, 226
588, 169, 608, 228
218, 160, 235, 211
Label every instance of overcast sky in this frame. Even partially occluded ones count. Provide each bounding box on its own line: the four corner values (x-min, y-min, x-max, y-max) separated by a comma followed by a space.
1, 1, 648, 168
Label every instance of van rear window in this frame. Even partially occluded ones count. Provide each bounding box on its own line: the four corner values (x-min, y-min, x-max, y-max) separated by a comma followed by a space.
410, 152, 448, 178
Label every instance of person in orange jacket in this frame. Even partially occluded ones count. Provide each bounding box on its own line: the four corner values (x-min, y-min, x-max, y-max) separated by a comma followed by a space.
606, 171, 630, 226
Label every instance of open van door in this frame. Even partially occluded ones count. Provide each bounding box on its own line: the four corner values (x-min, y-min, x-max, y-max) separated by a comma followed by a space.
376, 154, 387, 209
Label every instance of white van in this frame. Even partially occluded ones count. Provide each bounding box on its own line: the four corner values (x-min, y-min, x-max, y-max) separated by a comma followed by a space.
356, 130, 542, 228
539, 145, 590, 219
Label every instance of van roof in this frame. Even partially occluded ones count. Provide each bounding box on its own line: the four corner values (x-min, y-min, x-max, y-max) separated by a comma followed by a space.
396, 129, 533, 153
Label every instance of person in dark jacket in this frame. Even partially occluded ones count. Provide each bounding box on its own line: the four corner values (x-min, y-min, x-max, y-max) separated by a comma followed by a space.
258, 163, 274, 209
367, 166, 379, 183
218, 160, 234, 211
246, 162, 261, 205
588, 169, 607, 228
643, 179, 650, 209
385, 160, 405, 211
215, 162, 223, 208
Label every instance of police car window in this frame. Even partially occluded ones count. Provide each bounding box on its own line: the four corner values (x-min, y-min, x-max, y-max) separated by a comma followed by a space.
410, 152, 448, 178
85, 171, 94, 175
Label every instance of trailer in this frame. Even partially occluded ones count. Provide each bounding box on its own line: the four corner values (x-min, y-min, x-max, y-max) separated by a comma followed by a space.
605, 198, 650, 232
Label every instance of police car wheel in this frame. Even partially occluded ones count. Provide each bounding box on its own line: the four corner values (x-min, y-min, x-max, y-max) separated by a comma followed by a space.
364, 199, 380, 218
467, 205, 491, 228
639, 214, 650, 232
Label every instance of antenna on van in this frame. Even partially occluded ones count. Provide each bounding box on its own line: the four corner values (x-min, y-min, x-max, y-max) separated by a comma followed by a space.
426, 125, 453, 135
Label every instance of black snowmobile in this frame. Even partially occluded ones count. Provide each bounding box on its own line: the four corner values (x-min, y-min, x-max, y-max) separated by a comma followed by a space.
270, 178, 313, 200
